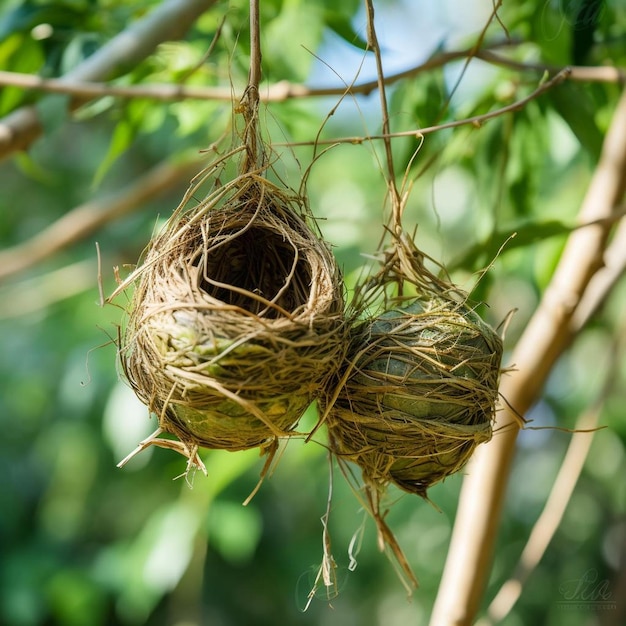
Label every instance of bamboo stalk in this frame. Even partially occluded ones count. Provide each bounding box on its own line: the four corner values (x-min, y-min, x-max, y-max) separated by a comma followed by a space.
429, 86, 626, 626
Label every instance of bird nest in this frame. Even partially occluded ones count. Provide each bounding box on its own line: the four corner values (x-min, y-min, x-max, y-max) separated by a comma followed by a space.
115, 159, 346, 472
316, 232, 503, 590
324, 233, 503, 498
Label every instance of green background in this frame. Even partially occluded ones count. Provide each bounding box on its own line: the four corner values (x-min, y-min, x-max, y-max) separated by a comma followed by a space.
0, 1, 624, 624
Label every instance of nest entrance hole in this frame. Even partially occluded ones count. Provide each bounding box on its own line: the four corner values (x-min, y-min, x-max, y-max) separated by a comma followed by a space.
197, 226, 313, 317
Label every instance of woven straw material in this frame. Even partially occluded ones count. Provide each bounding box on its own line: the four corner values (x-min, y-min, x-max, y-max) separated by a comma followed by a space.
325, 236, 502, 498
120, 168, 346, 453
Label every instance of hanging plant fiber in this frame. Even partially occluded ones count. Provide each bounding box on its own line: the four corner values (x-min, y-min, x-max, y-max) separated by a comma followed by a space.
118, 161, 346, 460
326, 235, 502, 498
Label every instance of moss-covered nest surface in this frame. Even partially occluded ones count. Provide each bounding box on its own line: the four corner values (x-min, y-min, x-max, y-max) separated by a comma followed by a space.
325, 234, 503, 498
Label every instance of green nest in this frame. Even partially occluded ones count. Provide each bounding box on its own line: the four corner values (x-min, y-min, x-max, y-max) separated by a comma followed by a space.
119, 166, 346, 465
325, 235, 503, 498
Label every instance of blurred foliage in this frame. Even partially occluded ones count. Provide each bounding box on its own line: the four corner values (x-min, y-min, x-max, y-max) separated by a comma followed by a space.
1, 0, 625, 625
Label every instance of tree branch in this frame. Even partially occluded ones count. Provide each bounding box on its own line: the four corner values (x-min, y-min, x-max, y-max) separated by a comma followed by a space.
478, 405, 602, 625
479, 340, 619, 624
0, 0, 217, 162
429, 86, 626, 626
571, 216, 626, 328
0, 49, 621, 108
0, 43, 493, 107
0, 157, 201, 282
0, 258, 99, 319
276, 68, 571, 147
478, 232, 626, 622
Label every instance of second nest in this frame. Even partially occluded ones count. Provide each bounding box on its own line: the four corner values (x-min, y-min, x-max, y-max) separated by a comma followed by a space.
325, 237, 503, 499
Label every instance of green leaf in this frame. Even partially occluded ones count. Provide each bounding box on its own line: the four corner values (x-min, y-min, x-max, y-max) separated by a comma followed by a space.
45, 569, 106, 626
92, 117, 135, 187
94, 501, 202, 622
0, 1, 88, 42
0, 32, 44, 114
324, 9, 368, 51
391, 70, 448, 174
60, 31, 101, 74
35, 93, 71, 135
263, 4, 325, 82
449, 219, 578, 272
13, 152, 57, 184
549, 83, 603, 160
208, 501, 263, 565
505, 103, 548, 216
571, 0, 604, 64
530, 1, 572, 65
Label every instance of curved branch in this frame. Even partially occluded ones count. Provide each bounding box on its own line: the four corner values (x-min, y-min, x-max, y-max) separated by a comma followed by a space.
478, 235, 626, 622
276, 68, 571, 147
0, 44, 495, 107
571, 216, 626, 328
0, 157, 201, 282
429, 86, 626, 626
479, 398, 605, 625
0, 0, 217, 162
0, 48, 621, 108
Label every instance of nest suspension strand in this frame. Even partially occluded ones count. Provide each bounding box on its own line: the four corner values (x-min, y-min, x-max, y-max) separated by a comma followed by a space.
318, 229, 503, 590
316, 0, 504, 592
115, 80, 346, 472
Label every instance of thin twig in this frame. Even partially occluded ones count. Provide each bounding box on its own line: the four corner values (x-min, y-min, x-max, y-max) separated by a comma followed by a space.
476, 50, 625, 83
364, 0, 403, 233
0, 157, 201, 282
247, 0, 262, 104
429, 86, 626, 626
96, 242, 105, 307
438, 1, 503, 124
0, 0, 217, 162
0, 44, 498, 106
276, 68, 572, 147
241, 0, 262, 168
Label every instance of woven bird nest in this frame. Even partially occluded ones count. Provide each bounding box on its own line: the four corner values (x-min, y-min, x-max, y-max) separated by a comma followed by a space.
116, 151, 346, 471
325, 232, 503, 499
